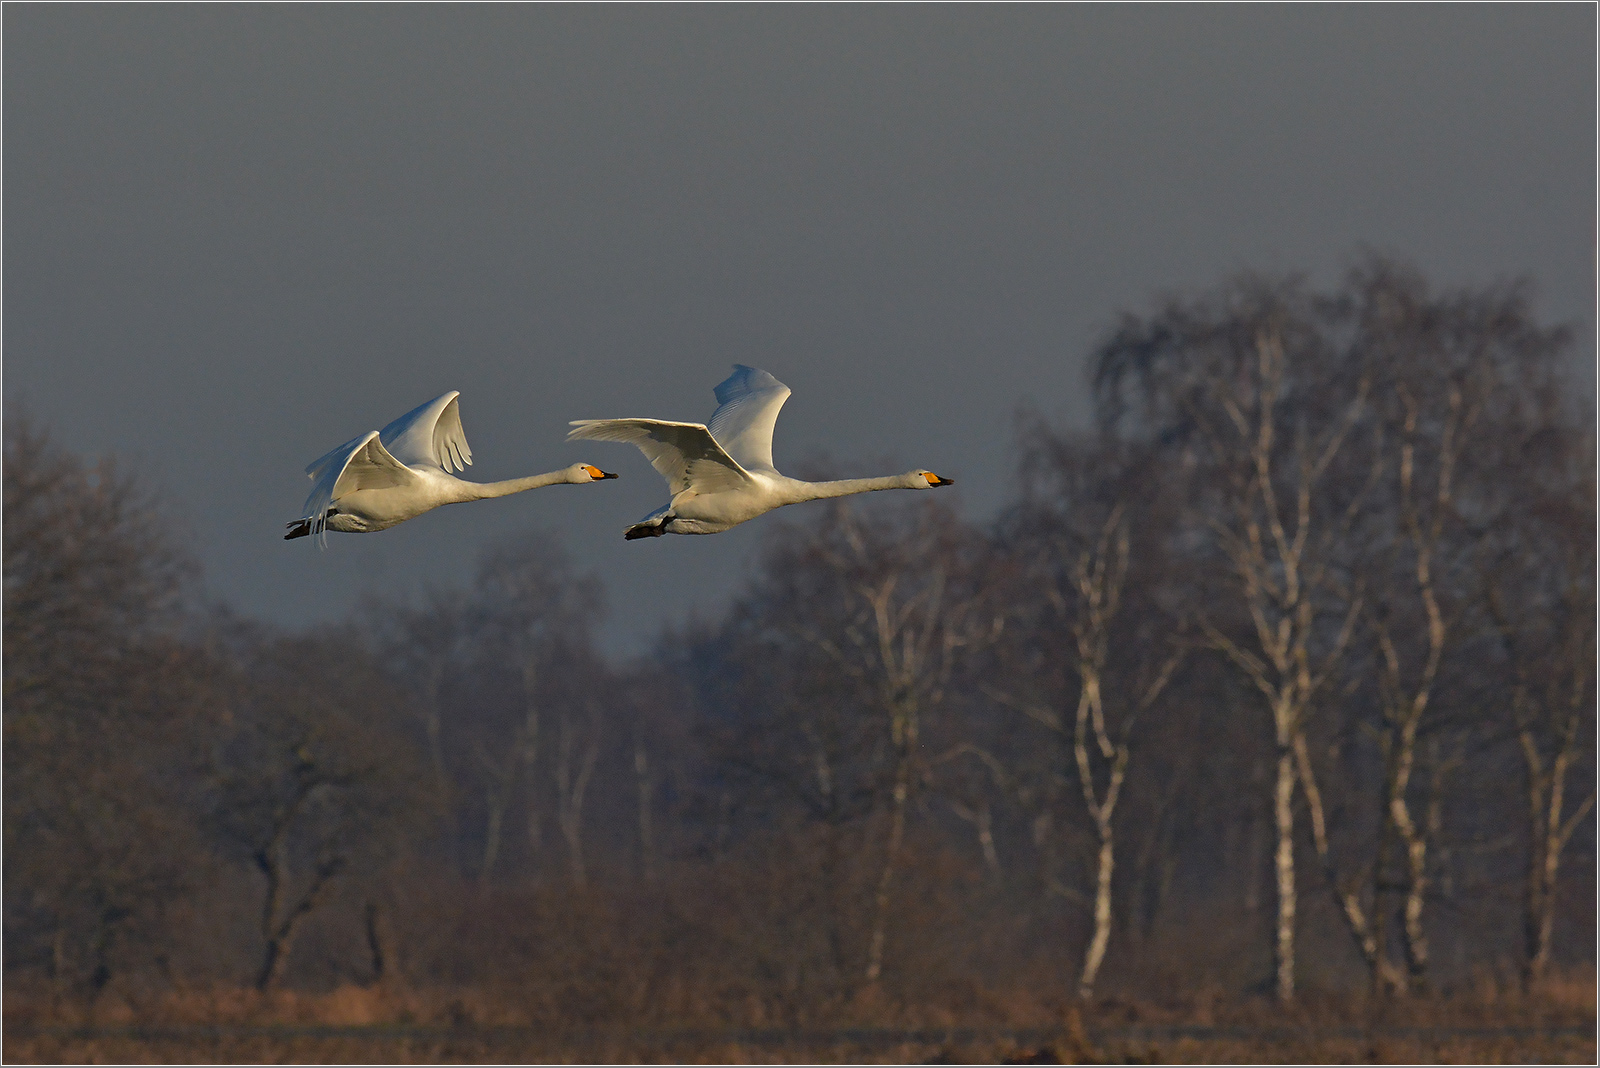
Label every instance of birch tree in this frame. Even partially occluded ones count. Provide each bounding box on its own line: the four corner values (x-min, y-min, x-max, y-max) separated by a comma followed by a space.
802, 503, 1000, 986
461, 532, 603, 887
709, 500, 1001, 987
554, 694, 603, 889
996, 433, 1186, 999
1333, 263, 1517, 994
1094, 281, 1376, 1001
1479, 422, 1596, 989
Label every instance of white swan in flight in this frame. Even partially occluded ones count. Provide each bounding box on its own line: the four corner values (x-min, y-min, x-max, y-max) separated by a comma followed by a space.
287, 391, 617, 544
568, 365, 952, 540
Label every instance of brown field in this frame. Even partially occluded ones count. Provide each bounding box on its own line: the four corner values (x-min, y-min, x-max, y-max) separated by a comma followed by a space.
6, 970, 1594, 1064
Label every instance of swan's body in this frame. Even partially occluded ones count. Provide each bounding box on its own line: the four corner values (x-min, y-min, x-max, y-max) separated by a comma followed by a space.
568, 366, 951, 540
288, 392, 616, 544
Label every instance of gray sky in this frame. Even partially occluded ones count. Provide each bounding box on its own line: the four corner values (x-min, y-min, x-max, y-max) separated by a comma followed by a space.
7, 5, 1594, 654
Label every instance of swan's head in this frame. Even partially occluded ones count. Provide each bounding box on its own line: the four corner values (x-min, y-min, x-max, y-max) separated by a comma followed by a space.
913, 470, 954, 488
568, 463, 619, 483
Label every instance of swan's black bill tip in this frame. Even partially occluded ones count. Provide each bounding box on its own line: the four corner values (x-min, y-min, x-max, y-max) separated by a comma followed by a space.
929, 475, 954, 487
599, 470, 619, 479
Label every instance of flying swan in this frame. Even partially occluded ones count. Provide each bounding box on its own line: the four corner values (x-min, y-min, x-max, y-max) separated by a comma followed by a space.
287, 391, 617, 544
567, 365, 952, 540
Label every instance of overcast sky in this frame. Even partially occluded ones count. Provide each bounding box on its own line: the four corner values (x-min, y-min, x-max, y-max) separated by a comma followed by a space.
6, 5, 1594, 654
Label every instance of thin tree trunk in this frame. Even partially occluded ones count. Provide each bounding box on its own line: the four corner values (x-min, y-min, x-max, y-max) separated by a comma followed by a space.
480, 778, 509, 889
864, 742, 912, 984
1294, 728, 1404, 995
519, 662, 543, 874
1522, 727, 1595, 987
1272, 741, 1297, 1003
423, 663, 448, 797
255, 848, 343, 991
1492, 583, 1597, 991
364, 900, 387, 985
556, 710, 600, 889
975, 802, 999, 875
51, 928, 68, 996
1244, 809, 1263, 916
634, 727, 655, 880
1079, 831, 1116, 998
948, 798, 1001, 877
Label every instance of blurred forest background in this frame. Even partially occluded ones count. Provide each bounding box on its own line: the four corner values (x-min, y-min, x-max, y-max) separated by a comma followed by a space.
5, 260, 1595, 1060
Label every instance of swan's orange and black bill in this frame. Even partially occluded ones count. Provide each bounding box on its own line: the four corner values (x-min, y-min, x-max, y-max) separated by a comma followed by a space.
926, 473, 954, 487
586, 466, 620, 479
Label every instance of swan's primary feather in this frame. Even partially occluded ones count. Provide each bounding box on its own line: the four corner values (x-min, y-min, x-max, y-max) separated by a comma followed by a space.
707, 365, 790, 474
379, 391, 473, 473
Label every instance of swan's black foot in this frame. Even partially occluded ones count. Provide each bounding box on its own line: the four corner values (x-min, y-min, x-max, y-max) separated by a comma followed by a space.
286, 508, 336, 540
624, 517, 672, 540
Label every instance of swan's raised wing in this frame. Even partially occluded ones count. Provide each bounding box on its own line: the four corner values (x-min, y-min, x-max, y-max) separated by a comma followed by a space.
567, 419, 752, 496
707, 365, 791, 473
378, 391, 472, 473
305, 433, 371, 484
299, 431, 420, 542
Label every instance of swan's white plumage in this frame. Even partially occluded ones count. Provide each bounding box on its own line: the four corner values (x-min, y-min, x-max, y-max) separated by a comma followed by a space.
564, 419, 752, 496
304, 433, 370, 483
568, 366, 952, 539
300, 431, 422, 543
291, 391, 615, 546
378, 391, 473, 473
707, 365, 790, 473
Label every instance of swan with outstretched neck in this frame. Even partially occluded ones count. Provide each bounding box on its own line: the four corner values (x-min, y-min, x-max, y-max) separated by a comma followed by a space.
287, 391, 616, 544
568, 365, 952, 540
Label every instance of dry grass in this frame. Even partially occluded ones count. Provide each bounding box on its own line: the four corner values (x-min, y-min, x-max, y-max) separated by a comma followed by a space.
5, 969, 1593, 1064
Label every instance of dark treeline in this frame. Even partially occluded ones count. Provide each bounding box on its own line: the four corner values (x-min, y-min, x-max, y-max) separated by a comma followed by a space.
6, 259, 1593, 1023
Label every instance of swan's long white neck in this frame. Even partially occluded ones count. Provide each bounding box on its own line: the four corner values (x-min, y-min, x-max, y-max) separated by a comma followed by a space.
464, 469, 582, 500
787, 472, 925, 503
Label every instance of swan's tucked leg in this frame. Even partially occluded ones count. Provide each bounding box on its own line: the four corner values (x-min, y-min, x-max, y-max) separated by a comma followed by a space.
285, 506, 339, 541
624, 513, 674, 540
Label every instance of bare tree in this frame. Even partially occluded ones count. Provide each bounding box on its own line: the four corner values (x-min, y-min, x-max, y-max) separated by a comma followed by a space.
209, 627, 434, 990
366, 588, 472, 798
1095, 283, 1379, 1001
1479, 423, 1596, 989
438, 532, 604, 889
3, 413, 208, 993
798, 503, 1001, 986
1334, 263, 1517, 995
1061, 508, 1182, 997
686, 499, 1002, 988
995, 432, 1187, 999
554, 696, 603, 889
248, 753, 353, 991
632, 713, 657, 880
